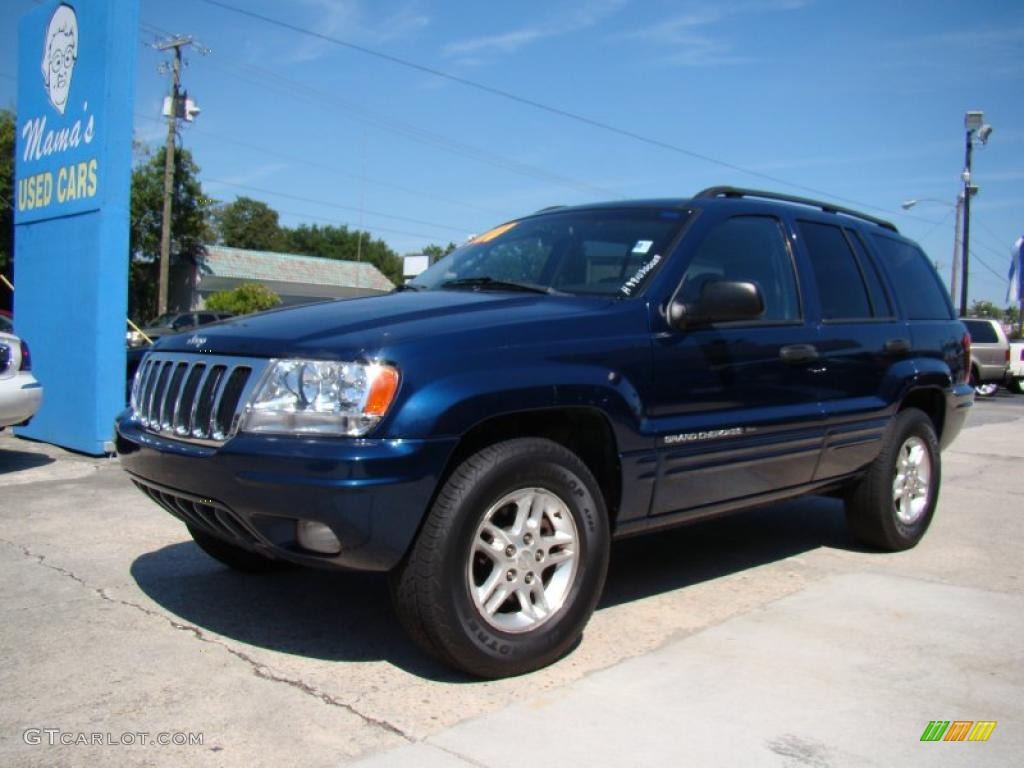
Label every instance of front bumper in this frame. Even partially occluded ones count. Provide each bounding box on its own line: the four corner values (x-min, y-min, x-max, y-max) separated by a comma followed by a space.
116, 414, 457, 571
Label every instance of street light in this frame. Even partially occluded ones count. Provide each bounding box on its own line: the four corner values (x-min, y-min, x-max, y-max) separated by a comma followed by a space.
902, 190, 976, 302
960, 110, 993, 317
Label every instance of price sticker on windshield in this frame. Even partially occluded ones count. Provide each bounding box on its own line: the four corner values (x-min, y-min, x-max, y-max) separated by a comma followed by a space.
471, 221, 518, 244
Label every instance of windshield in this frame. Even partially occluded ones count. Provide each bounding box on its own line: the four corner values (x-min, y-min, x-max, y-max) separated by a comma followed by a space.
410, 208, 690, 297
145, 312, 179, 328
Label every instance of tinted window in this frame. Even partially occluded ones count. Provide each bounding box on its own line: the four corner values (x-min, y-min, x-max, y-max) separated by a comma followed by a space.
798, 221, 872, 320
870, 236, 954, 320
410, 209, 689, 297
845, 229, 893, 317
680, 216, 800, 323
196, 313, 217, 324
963, 319, 998, 343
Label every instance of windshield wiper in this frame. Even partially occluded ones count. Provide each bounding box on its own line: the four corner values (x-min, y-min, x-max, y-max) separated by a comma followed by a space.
440, 277, 561, 295
393, 283, 424, 292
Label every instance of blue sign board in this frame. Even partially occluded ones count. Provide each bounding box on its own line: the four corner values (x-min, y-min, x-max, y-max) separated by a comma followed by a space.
14, 0, 138, 454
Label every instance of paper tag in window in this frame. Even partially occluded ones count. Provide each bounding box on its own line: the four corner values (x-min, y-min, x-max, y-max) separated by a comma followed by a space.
632, 240, 654, 254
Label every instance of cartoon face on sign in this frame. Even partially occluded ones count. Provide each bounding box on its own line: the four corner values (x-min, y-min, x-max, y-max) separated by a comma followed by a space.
41, 4, 78, 115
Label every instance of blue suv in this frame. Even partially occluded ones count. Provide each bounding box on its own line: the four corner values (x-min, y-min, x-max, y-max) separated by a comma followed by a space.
116, 187, 974, 678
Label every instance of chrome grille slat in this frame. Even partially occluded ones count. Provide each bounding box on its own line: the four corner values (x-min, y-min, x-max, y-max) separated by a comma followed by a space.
128, 352, 264, 446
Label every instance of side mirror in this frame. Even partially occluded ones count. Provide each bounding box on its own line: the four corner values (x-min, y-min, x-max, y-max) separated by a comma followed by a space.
669, 280, 764, 328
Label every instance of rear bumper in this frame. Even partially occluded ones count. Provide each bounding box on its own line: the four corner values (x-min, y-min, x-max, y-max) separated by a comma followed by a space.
0, 374, 42, 427
116, 414, 457, 571
940, 383, 974, 451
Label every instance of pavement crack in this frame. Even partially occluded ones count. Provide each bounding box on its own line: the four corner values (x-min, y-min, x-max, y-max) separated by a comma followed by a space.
0, 537, 413, 742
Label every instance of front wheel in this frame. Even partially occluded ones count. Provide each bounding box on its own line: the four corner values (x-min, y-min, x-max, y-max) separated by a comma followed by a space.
390, 438, 610, 678
1007, 377, 1024, 395
844, 408, 941, 551
974, 382, 999, 397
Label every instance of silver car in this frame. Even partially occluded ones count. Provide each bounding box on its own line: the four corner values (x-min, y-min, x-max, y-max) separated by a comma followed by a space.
0, 331, 43, 429
962, 318, 1010, 396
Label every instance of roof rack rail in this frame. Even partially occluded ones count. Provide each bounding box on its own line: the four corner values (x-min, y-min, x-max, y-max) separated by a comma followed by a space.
534, 205, 567, 214
693, 186, 898, 232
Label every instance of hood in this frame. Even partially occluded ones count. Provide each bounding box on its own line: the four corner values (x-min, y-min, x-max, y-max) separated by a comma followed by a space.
154, 290, 616, 359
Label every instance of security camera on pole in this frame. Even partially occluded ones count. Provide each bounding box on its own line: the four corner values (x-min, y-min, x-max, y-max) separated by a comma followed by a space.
959, 110, 993, 317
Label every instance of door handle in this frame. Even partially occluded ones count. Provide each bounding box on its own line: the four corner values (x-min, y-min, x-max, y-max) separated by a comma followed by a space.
884, 337, 911, 354
779, 344, 820, 364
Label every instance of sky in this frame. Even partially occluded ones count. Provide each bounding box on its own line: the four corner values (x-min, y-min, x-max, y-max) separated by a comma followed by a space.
2, 0, 1022, 305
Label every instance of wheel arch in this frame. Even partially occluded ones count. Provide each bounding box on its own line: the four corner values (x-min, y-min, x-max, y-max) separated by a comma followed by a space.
437, 407, 623, 527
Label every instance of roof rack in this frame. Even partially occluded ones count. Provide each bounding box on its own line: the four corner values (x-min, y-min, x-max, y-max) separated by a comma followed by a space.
534, 205, 567, 214
694, 186, 898, 232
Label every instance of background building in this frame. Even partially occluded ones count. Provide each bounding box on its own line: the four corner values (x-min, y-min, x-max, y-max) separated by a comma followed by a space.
170, 245, 394, 309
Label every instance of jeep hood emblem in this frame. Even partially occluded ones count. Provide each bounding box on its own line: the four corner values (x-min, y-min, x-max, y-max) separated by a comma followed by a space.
185, 335, 207, 347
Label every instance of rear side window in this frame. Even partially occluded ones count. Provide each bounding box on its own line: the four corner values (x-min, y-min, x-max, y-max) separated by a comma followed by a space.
870, 235, 954, 320
797, 220, 872, 320
845, 229, 893, 317
963, 320, 998, 343
679, 215, 800, 323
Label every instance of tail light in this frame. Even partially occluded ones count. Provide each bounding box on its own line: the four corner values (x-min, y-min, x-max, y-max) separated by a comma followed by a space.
960, 332, 971, 384
1006, 348, 1011, 364
19, 340, 31, 371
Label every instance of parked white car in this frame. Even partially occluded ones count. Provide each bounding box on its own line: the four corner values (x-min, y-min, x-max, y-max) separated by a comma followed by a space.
1008, 341, 1024, 394
0, 331, 43, 429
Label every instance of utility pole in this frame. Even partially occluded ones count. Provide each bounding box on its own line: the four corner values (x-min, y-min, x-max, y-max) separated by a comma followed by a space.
959, 110, 993, 318
155, 36, 192, 317
950, 193, 963, 303
959, 130, 973, 318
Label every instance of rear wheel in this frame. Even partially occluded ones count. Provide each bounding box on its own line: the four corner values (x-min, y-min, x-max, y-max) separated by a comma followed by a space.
970, 367, 999, 396
187, 524, 284, 573
1007, 377, 1024, 395
390, 438, 609, 678
844, 408, 941, 551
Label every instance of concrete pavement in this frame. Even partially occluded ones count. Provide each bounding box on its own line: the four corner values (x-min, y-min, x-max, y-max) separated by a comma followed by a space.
1, 396, 1021, 766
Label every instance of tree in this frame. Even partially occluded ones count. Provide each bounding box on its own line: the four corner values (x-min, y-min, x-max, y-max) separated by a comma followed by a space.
423, 242, 459, 263
284, 223, 402, 285
968, 300, 1003, 319
129, 145, 211, 322
205, 282, 280, 314
1, 109, 14, 310
213, 196, 287, 252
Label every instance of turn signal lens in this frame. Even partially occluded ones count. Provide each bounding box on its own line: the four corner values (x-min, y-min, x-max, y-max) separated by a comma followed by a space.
364, 364, 400, 417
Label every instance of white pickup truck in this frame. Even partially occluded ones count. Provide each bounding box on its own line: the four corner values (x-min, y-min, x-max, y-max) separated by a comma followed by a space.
1010, 341, 1024, 394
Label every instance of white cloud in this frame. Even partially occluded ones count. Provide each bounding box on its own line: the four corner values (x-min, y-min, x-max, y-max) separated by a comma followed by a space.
289, 0, 430, 63
620, 0, 812, 68
442, 0, 628, 58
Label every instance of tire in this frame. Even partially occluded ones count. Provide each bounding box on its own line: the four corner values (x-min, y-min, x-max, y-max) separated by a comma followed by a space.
187, 524, 284, 573
844, 408, 941, 551
1008, 378, 1024, 395
969, 367, 998, 397
390, 438, 610, 678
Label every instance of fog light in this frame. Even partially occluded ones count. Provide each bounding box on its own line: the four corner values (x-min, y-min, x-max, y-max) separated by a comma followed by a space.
296, 520, 342, 554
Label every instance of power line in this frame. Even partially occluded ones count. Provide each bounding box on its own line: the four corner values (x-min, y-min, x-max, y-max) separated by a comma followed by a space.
203, 177, 468, 235
133, 112, 502, 219
197, 0, 942, 220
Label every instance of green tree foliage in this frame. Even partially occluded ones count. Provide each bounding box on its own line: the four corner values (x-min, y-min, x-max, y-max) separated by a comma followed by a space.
205, 282, 281, 314
284, 223, 402, 285
129, 145, 211, 321
422, 242, 459, 263
213, 196, 287, 252
1, 110, 14, 297
969, 300, 1005, 320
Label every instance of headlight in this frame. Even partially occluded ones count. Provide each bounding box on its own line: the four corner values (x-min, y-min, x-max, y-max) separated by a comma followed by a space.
240, 359, 399, 437
127, 331, 143, 347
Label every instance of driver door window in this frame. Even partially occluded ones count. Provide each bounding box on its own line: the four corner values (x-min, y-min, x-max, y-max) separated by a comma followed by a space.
680, 216, 800, 323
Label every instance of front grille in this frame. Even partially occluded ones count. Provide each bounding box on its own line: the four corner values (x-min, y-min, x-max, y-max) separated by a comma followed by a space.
130, 353, 266, 445
133, 479, 266, 549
